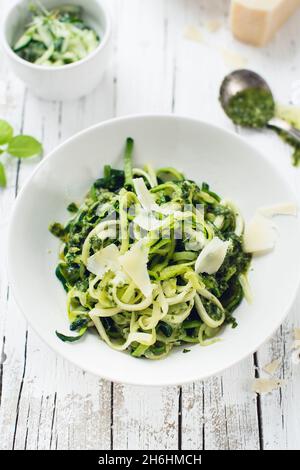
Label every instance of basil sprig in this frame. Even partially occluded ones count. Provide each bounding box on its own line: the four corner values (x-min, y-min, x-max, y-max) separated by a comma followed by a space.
0, 119, 43, 188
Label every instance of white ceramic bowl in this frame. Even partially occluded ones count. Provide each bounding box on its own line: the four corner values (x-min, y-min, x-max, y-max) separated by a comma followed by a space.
8, 115, 300, 386
2, 0, 112, 101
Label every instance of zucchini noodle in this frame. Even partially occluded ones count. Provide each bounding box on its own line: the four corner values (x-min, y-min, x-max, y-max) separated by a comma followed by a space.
50, 138, 252, 358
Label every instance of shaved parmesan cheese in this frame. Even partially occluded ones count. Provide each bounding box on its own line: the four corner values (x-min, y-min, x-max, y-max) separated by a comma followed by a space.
133, 178, 156, 212
243, 202, 297, 254
133, 178, 174, 216
87, 244, 120, 277
134, 209, 166, 232
252, 378, 284, 395
263, 359, 281, 375
195, 237, 230, 275
243, 213, 276, 254
119, 239, 153, 297
258, 203, 298, 218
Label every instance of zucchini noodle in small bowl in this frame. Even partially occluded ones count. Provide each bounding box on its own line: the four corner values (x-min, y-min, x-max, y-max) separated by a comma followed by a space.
2, 0, 112, 100
7, 115, 300, 386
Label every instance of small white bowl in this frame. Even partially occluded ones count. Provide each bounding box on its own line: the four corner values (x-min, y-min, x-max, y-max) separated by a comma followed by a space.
7, 116, 300, 386
2, 0, 112, 101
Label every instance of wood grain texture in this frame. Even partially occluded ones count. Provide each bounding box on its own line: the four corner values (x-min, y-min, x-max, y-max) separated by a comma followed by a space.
0, 0, 300, 450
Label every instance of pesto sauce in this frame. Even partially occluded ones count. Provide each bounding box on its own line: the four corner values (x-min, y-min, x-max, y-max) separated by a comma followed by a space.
225, 89, 300, 167
226, 88, 275, 128
275, 104, 300, 167
276, 130, 300, 167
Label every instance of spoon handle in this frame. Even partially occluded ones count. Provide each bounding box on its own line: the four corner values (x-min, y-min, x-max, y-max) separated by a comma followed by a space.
267, 117, 300, 143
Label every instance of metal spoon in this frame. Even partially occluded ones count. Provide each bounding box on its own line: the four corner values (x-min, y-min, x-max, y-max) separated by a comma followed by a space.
219, 69, 300, 142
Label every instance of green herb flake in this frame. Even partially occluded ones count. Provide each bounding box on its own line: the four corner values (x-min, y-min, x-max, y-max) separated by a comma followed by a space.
49, 222, 66, 240
67, 202, 79, 213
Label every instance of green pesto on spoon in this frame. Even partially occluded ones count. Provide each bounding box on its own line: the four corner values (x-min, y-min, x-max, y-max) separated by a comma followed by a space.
219, 69, 300, 144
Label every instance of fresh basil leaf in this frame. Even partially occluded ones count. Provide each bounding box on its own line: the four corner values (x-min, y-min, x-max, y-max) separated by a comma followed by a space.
0, 120, 13, 145
7, 135, 43, 158
0, 162, 7, 188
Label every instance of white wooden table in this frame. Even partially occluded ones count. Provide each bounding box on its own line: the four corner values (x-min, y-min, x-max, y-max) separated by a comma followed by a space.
1, 0, 300, 450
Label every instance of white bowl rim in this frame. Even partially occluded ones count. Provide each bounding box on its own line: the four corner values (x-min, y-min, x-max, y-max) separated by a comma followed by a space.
7, 114, 300, 386
1, 0, 112, 72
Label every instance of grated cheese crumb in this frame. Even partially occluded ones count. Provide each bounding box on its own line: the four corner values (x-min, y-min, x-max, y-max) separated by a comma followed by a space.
292, 340, 300, 349
292, 329, 300, 365
294, 328, 300, 340
252, 378, 285, 395
263, 359, 281, 375
205, 19, 222, 33
220, 47, 248, 68
184, 25, 203, 43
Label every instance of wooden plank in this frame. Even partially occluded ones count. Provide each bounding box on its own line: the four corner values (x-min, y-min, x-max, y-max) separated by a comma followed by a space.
182, 359, 260, 450
113, 384, 179, 450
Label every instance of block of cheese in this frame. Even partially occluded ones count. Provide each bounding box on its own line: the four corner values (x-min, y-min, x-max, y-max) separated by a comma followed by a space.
230, 0, 300, 46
